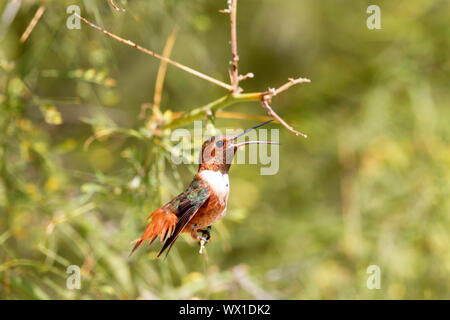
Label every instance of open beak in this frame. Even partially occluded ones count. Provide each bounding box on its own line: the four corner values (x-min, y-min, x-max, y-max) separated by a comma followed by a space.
230, 120, 280, 148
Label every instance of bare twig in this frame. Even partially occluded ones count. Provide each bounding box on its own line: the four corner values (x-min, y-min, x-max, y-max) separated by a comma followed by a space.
229, 0, 240, 92
239, 72, 254, 81
257, 77, 310, 138
265, 77, 311, 99
261, 100, 307, 138
20, 1, 47, 43
76, 14, 233, 91
109, 0, 126, 12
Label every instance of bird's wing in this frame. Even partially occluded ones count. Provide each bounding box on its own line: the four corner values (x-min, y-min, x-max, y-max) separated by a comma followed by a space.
157, 176, 210, 257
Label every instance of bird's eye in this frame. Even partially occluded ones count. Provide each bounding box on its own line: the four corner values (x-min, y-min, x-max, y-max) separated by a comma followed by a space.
215, 140, 224, 148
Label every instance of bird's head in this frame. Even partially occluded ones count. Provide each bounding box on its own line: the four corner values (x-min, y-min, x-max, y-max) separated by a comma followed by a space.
199, 120, 278, 173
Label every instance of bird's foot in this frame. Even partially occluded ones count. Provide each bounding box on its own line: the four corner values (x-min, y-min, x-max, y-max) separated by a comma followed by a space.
200, 226, 211, 241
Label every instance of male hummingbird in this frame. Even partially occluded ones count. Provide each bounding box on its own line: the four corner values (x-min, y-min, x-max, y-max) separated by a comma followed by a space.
130, 120, 278, 257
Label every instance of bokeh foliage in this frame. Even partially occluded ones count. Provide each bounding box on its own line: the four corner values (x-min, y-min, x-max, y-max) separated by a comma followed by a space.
0, 0, 449, 299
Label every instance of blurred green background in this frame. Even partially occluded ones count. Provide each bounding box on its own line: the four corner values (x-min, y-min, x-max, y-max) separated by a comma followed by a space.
0, 0, 449, 299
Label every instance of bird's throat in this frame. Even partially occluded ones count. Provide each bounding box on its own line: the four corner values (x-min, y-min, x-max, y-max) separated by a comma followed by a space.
198, 170, 230, 200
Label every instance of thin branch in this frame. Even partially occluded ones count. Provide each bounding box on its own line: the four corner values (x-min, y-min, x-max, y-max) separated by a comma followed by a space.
109, 0, 126, 12
229, 0, 240, 92
76, 14, 233, 91
162, 92, 263, 129
239, 72, 254, 81
20, 1, 47, 43
261, 100, 307, 138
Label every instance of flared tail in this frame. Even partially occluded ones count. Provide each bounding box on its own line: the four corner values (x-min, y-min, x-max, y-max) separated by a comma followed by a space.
129, 208, 178, 256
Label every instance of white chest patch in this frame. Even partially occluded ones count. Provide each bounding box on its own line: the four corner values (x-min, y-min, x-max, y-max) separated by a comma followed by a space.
199, 170, 230, 200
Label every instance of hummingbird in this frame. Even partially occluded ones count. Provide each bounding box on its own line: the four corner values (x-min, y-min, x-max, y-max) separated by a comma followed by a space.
130, 120, 278, 257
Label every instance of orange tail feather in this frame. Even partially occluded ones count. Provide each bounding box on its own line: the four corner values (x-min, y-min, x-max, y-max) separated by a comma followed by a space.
129, 208, 178, 255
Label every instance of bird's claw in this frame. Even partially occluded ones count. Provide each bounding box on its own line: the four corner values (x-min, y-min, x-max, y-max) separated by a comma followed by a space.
201, 230, 211, 241
200, 226, 211, 240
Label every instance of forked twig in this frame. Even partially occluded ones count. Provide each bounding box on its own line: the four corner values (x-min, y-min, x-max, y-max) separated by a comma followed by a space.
257, 77, 310, 138
76, 14, 233, 91
162, 75, 310, 130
